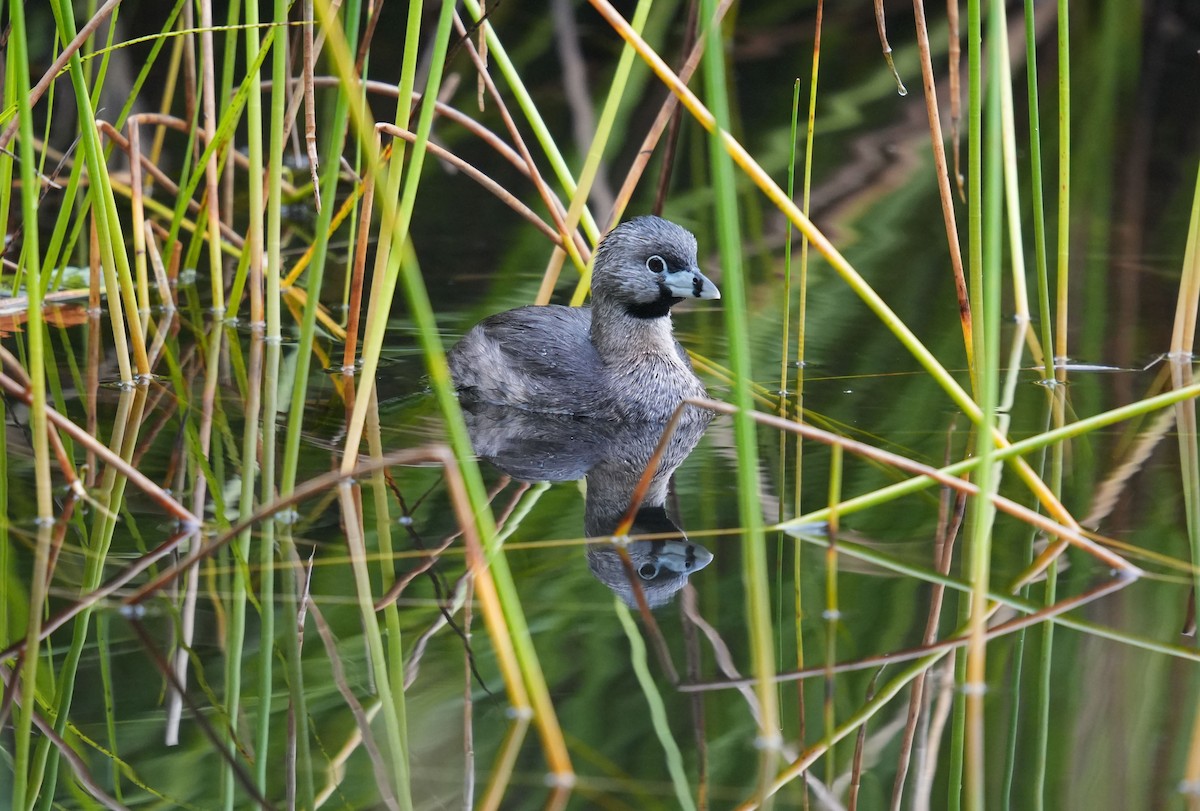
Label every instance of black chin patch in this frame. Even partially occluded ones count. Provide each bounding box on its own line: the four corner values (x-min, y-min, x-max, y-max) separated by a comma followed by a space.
625, 288, 681, 319
631, 506, 684, 538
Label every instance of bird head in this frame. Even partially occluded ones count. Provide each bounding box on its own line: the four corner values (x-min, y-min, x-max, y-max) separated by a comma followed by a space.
591, 216, 720, 319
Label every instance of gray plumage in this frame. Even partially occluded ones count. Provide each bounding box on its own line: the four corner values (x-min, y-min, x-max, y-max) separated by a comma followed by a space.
448, 216, 720, 422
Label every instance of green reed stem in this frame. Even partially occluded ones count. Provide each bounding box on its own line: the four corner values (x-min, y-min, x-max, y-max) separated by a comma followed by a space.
224, 336, 264, 810
1170, 164, 1200, 358
87, 3, 116, 115
279, 0, 358, 532
95, 612, 123, 803
1173, 166, 1200, 793
278, 527, 314, 809
996, 317, 1038, 811
0, 396, 8, 648
951, 2, 982, 800
997, 1, 1031, 327
8, 0, 53, 802
31, 388, 147, 807
702, 0, 780, 795
219, 2, 269, 803
266, 0, 287, 347
495, 482, 551, 546
7, 23, 50, 523
338, 0, 427, 473
255, 337, 280, 795
276, 0, 366, 798
1035, 411, 1069, 794
965, 0, 983, 393
254, 0, 289, 790
777, 76, 802, 743
219, 1, 241, 140
1035, 0, 1074, 803
823, 444, 842, 790
998, 1, 1045, 803
163, 95, 205, 258
48, 0, 145, 381
963, 1, 1005, 807
364, 386, 411, 807
1054, 0, 1071, 368
778, 79, 801, 424
339, 477, 413, 810
616, 602, 697, 811
795, 9, 822, 767
198, 0, 224, 312
40, 157, 85, 293
1024, 0, 1054, 374
1033, 539, 1059, 811
0, 78, 11, 265
203, 38, 276, 319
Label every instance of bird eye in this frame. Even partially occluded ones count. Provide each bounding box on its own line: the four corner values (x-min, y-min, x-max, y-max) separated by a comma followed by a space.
638, 563, 660, 580
646, 255, 667, 274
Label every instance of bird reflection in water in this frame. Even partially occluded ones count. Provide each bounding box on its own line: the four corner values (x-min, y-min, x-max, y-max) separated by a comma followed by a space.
460, 401, 715, 607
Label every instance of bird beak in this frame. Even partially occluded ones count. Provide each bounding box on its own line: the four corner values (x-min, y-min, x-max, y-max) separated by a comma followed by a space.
665, 267, 721, 301
653, 539, 715, 575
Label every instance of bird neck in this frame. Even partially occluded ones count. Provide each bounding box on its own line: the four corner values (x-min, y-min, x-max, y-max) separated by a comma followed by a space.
589, 297, 678, 360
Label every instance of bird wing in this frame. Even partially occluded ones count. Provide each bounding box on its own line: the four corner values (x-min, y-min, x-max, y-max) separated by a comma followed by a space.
449, 305, 608, 414
472, 305, 598, 377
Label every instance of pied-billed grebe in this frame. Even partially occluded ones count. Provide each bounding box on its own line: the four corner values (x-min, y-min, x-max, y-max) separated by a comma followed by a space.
447, 216, 720, 421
